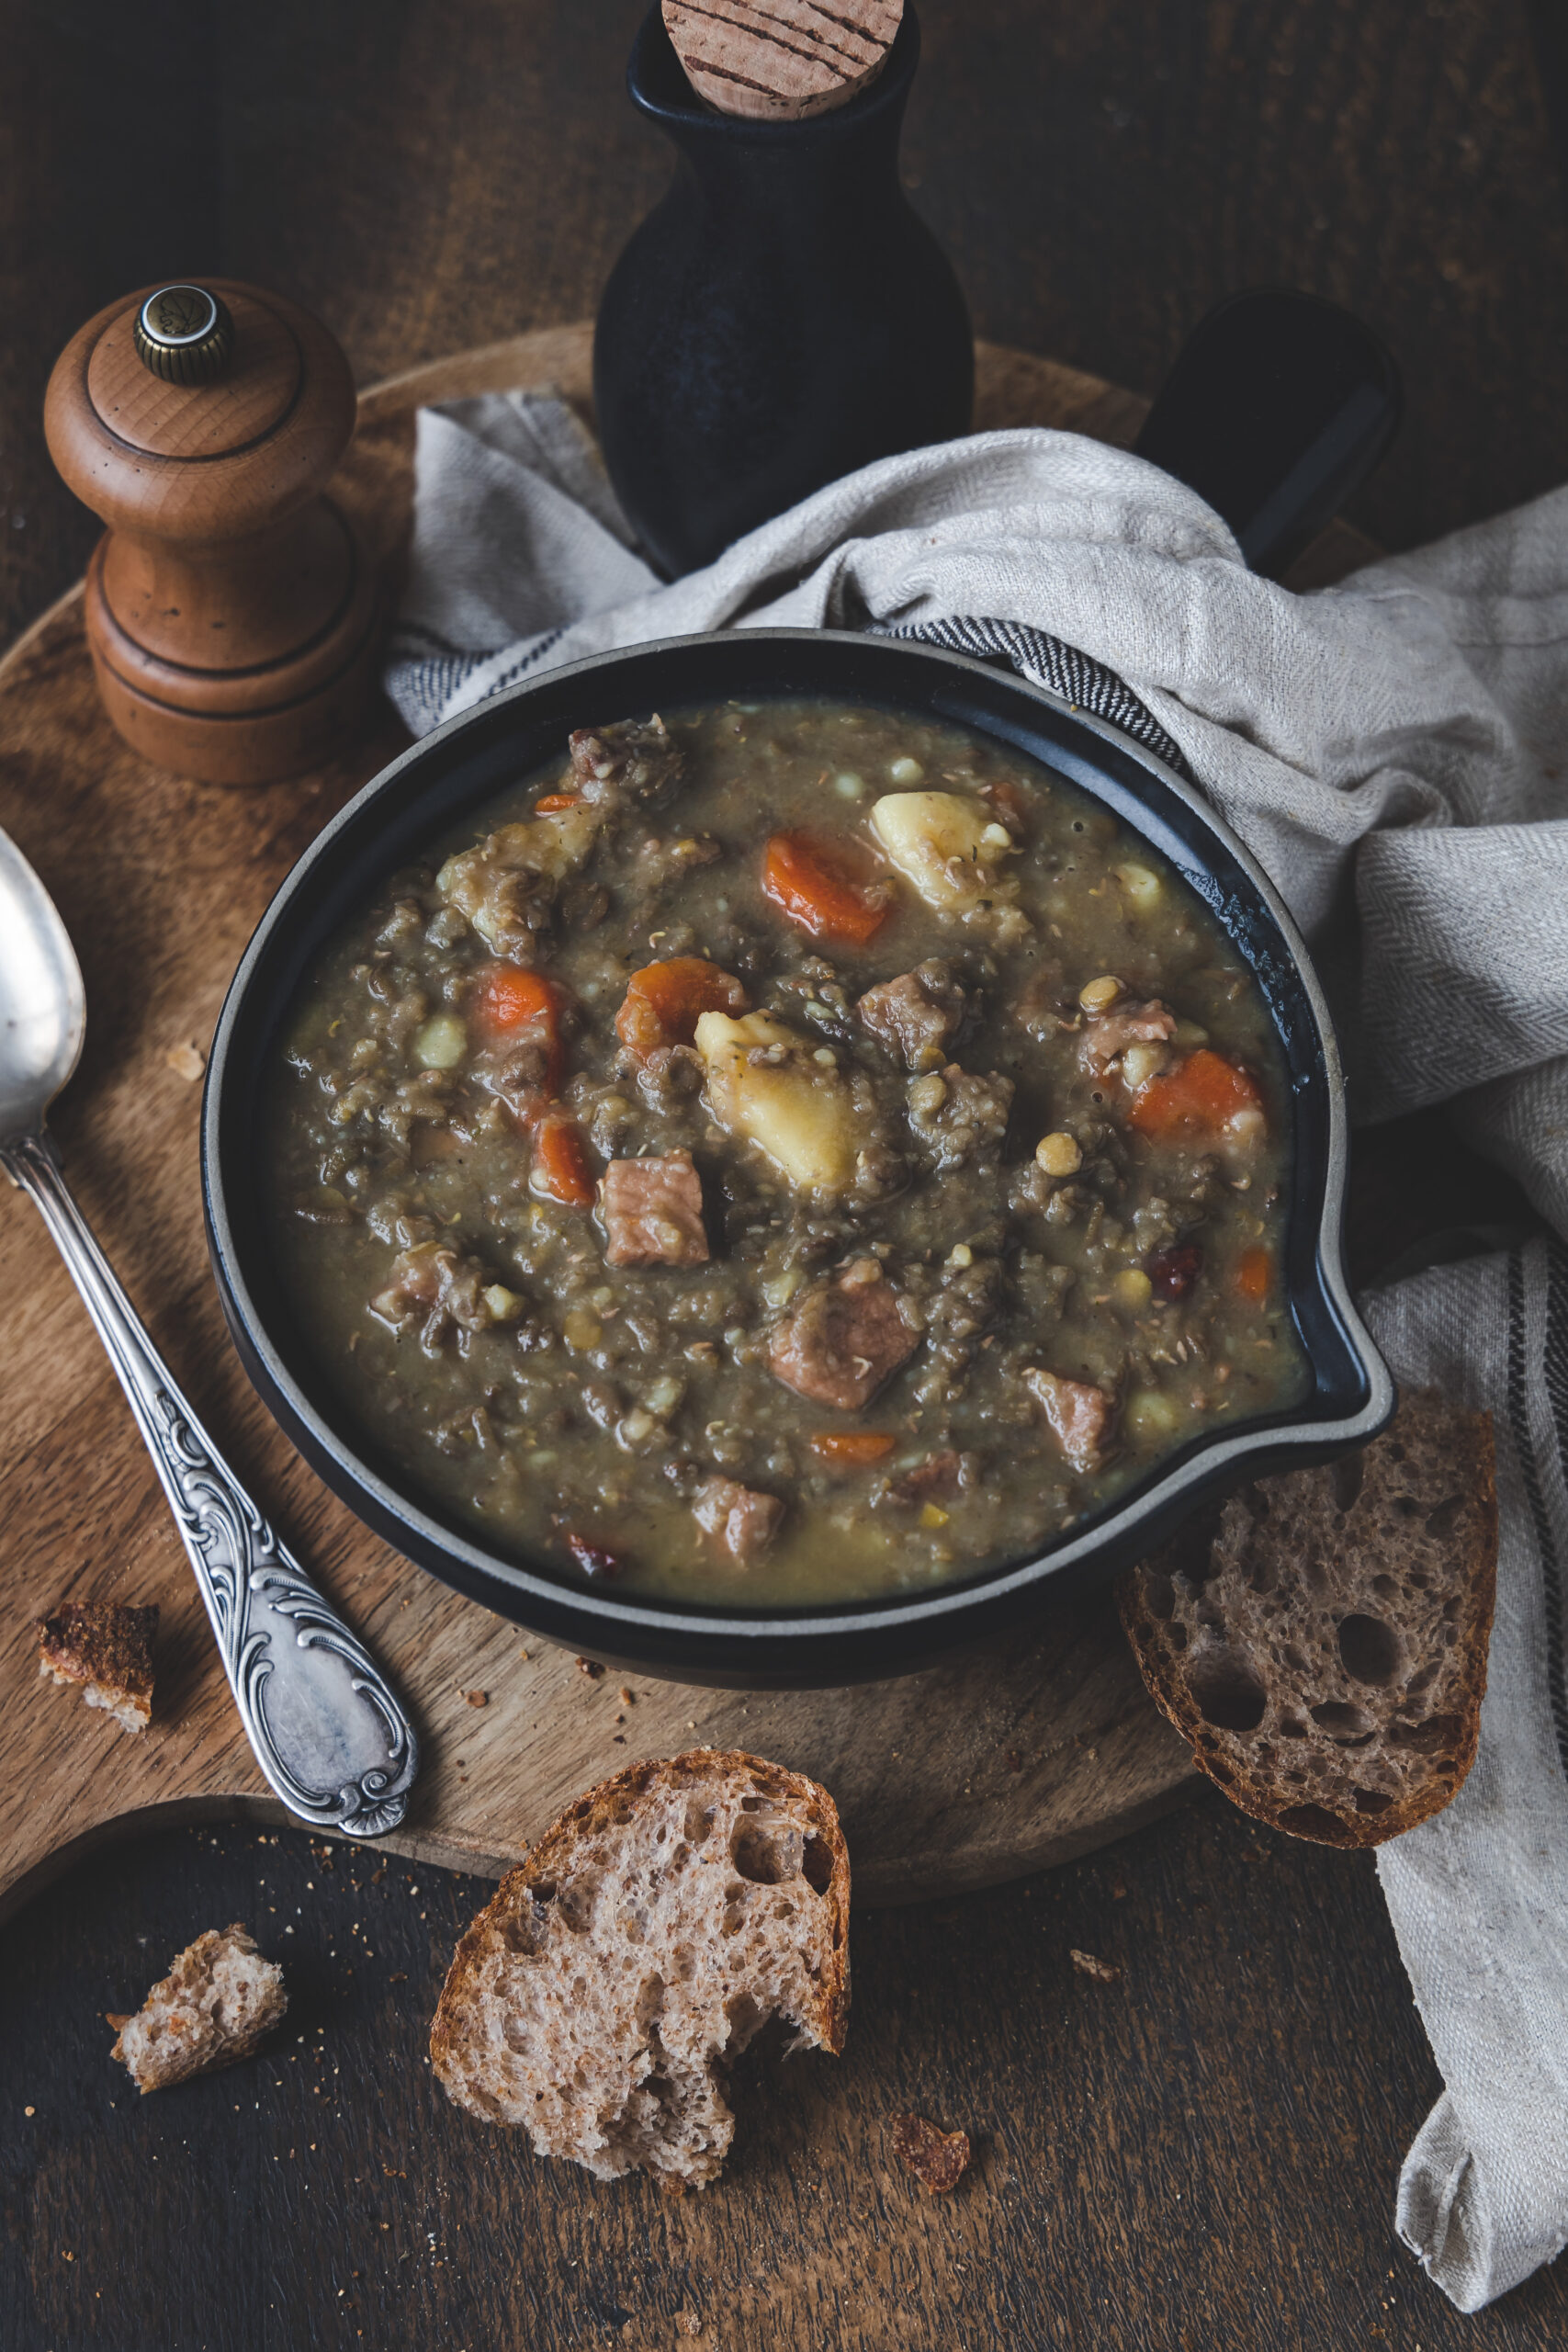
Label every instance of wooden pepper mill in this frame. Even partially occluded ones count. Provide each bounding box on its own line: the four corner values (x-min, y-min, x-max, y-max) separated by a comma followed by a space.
44, 279, 381, 785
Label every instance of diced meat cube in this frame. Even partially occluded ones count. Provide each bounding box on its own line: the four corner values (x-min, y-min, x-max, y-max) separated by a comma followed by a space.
435, 816, 595, 960
1077, 998, 1177, 1077
632, 831, 724, 899
856, 962, 967, 1071
768, 1258, 919, 1412
634, 1042, 705, 1110
1024, 1368, 1118, 1473
694, 1476, 784, 1565
886, 1450, 964, 1506
370, 1240, 503, 1346
907, 1066, 1014, 1170
599, 1151, 709, 1269
568, 715, 684, 807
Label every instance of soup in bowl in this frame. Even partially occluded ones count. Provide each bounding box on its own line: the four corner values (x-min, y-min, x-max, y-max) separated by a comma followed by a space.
205, 631, 1389, 1683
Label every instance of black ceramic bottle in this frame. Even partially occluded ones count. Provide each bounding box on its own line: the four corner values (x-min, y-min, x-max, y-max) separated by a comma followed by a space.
593, 4, 973, 580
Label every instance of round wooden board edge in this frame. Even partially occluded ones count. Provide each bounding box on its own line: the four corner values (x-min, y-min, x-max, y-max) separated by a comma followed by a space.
0, 319, 1240, 1923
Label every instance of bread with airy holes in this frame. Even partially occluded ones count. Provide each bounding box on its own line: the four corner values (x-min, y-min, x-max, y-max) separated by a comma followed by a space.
1117, 1391, 1496, 1847
430, 1749, 850, 2188
109, 1923, 286, 2092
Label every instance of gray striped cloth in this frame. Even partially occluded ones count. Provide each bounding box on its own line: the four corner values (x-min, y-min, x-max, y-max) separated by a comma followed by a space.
1366, 1244, 1568, 2310
387, 392, 1568, 2308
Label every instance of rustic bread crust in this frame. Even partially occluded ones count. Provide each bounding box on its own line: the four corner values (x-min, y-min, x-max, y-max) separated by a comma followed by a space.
1117, 1390, 1497, 1848
430, 1748, 850, 2188
37, 1600, 158, 1732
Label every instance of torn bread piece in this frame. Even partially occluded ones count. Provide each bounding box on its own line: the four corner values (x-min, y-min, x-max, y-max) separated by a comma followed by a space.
38, 1600, 158, 1732
430, 1749, 850, 2189
1117, 1390, 1497, 1847
109, 1923, 287, 2093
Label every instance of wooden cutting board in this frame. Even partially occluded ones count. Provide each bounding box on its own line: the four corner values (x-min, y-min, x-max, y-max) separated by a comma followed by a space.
0, 325, 1373, 1924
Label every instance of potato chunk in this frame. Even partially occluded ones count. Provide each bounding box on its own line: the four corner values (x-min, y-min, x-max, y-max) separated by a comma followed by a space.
869, 792, 1026, 939
694, 1011, 858, 1195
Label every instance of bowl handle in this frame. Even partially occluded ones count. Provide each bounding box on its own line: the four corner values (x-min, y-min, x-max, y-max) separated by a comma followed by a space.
1133, 287, 1402, 580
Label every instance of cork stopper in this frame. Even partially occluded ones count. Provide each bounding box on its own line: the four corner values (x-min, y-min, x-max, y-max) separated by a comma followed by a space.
661, 0, 904, 121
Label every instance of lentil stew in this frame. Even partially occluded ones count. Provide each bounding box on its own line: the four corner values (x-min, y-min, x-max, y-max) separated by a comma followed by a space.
267, 697, 1310, 1608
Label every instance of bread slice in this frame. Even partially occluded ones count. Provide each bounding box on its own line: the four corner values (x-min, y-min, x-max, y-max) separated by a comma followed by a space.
430, 1749, 850, 2188
109, 1922, 287, 2092
1116, 1390, 1497, 1847
38, 1600, 157, 1731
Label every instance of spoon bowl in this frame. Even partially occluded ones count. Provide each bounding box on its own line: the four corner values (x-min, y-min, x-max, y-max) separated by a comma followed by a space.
0, 830, 85, 1142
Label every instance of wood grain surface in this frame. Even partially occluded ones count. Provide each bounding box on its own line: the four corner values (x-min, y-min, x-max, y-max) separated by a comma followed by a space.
3, 3, 1565, 2345
0, 322, 1251, 1932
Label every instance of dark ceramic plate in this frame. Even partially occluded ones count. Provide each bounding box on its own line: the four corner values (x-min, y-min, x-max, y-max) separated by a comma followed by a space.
202, 629, 1393, 1687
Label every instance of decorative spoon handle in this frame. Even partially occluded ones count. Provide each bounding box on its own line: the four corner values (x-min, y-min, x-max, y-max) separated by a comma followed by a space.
3, 1128, 419, 1837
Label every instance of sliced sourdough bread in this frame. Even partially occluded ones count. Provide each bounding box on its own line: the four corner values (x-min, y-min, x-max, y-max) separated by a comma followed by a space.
1117, 1390, 1497, 1847
430, 1748, 850, 2188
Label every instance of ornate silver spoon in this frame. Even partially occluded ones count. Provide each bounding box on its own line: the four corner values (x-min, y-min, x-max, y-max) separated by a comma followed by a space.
0, 826, 418, 1836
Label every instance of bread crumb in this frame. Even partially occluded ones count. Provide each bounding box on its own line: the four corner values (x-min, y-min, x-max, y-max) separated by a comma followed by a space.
1070, 1948, 1121, 1983
576, 1657, 605, 1679
618, 1687, 636, 1704
166, 1041, 206, 1081
37, 1600, 157, 1731
891, 2111, 971, 2193
464, 1690, 488, 1708
111, 1923, 286, 2092
23, 2106, 34, 2117
677, 2312, 702, 2337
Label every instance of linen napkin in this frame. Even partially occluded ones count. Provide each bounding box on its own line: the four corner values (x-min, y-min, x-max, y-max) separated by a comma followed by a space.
1367, 1242, 1568, 2312
387, 390, 1568, 2308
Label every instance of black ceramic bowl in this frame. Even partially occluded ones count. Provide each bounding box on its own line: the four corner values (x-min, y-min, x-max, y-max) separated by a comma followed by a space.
203, 630, 1393, 1688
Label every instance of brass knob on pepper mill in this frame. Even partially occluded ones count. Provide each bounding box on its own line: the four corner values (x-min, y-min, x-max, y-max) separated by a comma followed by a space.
130, 283, 236, 384
44, 278, 381, 785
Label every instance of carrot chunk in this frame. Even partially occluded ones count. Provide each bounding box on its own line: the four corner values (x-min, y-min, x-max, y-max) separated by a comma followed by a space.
762, 831, 890, 948
532, 1117, 595, 1208
472, 963, 567, 1096
1128, 1047, 1264, 1141
534, 792, 582, 813
1236, 1246, 1272, 1300
615, 957, 750, 1063
809, 1430, 897, 1467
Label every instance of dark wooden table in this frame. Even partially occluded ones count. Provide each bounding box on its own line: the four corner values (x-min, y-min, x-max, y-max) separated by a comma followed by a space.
4, 5, 1567, 2345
